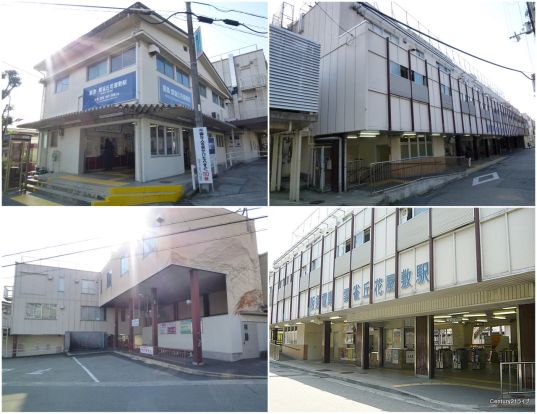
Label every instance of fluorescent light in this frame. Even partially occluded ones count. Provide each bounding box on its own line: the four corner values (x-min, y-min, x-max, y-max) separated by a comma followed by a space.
449, 312, 470, 315
309, 320, 315, 323
462, 318, 469, 321
464, 313, 487, 317
493, 316, 506, 320
296, 322, 303, 325
431, 133, 441, 137
434, 315, 451, 319
493, 310, 516, 315
329, 316, 341, 320
402, 132, 416, 136
502, 306, 517, 310
347, 135, 358, 139
476, 319, 488, 322
435, 319, 447, 323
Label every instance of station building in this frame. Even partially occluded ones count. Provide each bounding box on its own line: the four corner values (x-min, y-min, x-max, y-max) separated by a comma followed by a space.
5, 208, 267, 362
270, 2, 527, 195
269, 208, 534, 381
19, 2, 261, 183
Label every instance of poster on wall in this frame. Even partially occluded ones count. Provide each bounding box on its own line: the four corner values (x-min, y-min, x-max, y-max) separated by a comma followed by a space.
393, 329, 402, 348
180, 320, 192, 334
167, 323, 176, 334
83, 72, 136, 110
159, 323, 167, 334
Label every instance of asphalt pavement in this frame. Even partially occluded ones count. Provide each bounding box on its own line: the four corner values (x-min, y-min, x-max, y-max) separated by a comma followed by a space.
2, 353, 267, 412
394, 149, 535, 206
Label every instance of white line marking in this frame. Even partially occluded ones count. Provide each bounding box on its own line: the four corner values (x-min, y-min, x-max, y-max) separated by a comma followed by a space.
72, 357, 99, 383
26, 368, 52, 375
2, 368, 14, 372
472, 172, 499, 186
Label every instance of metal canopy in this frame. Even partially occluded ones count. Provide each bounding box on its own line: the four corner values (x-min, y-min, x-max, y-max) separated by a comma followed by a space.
18, 104, 236, 133
101, 264, 226, 308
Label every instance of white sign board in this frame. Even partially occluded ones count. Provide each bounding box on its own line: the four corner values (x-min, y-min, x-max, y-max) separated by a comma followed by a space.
140, 345, 154, 355
406, 350, 415, 364
193, 127, 213, 184
131, 318, 139, 327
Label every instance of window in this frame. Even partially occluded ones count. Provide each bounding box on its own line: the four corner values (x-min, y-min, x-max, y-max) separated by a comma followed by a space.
49, 131, 58, 148
436, 62, 451, 74
284, 326, 298, 345
400, 136, 432, 159
156, 55, 174, 78
389, 61, 408, 79
25, 303, 57, 320
110, 47, 135, 72
81, 306, 106, 321
219, 96, 225, 108
399, 208, 428, 224
143, 236, 156, 257
311, 241, 322, 271
106, 270, 112, 288
55, 75, 69, 93
354, 227, 371, 247
81, 279, 96, 295
120, 256, 129, 276
384, 30, 399, 44
58, 277, 65, 292
411, 71, 426, 86
216, 136, 224, 147
176, 68, 190, 88
212, 90, 220, 105
440, 83, 451, 96
150, 124, 181, 156
87, 59, 108, 81
199, 83, 207, 97
336, 220, 352, 257
415, 49, 425, 59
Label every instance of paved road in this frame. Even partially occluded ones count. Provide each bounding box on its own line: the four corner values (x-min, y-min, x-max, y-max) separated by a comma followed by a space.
2, 354, 267, 412
395, 149, 535, 206
269, 365, 443, 411
183, 158, 267, 206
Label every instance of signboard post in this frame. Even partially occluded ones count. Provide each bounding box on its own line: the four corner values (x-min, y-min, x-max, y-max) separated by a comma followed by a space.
193, 127, 213, 191
194, 27, 203, 59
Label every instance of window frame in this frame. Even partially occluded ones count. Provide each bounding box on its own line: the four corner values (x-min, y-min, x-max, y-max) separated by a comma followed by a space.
81, 279, 97, 295
87, 59, 108, 81
55, 75, 69, 93
120, 256, 129, 276
110, 46, 136, 73
150, 123, 181, 157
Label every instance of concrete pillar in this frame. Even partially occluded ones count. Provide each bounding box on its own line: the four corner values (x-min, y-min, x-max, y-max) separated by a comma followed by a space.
114, 307, 119, 348
128, 297, 134, 352
270, 135, 281, 192
355, 322, 370, 369
289, 132, 302, 202
190, 269, 203, 365
415, 315, 434, 378
322, 321, 331, 363
378, 327, 384, 368
517, 303, 535, 362
151, 288, 158, 349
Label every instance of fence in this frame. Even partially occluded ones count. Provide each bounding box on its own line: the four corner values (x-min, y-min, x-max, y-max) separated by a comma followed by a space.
369, 156, 468, 193
346, 159, 370, 189
500, 362, 535, 398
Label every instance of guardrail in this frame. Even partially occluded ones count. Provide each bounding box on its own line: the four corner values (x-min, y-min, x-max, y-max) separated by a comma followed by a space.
346, 159, 369, 189
369, 156, 468, 194
500, 362, 535, 398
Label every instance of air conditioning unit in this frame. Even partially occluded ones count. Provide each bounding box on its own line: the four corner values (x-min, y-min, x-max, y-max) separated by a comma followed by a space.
48, 275, 53, 280
148, 44, 160, 56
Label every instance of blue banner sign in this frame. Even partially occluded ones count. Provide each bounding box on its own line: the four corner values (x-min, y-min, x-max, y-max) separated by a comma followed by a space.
158, 77, 192, 108
208, 137, 216, 155
83, 72, 136, 111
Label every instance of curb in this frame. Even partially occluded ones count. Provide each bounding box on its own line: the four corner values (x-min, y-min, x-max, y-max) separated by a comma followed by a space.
272, 360, 480, 411
113, 351, 266, 380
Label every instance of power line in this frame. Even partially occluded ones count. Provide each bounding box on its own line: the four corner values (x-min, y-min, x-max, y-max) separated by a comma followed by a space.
3, 208, 262, 257
1, 216, 267, 268
191, 1, 268, 20
358, 2, 534, 81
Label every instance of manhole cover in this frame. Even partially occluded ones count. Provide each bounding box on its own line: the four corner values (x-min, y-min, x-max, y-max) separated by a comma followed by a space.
309, 200, 325, 205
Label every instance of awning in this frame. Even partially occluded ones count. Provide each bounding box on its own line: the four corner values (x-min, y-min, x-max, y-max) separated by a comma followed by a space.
229, 116, 267, 131
18, 104, 236, 133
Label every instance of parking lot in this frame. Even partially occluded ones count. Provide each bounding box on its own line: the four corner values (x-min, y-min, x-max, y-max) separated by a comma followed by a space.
2, 353, 267, 412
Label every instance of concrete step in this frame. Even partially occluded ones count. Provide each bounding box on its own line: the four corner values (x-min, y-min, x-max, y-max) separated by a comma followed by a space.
26, 183, 98, 206
27, 177, 107, 199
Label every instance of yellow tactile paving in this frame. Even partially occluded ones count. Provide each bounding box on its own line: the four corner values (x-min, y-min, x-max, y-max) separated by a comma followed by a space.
12, 194, 62, 206
56, 175, 128, 187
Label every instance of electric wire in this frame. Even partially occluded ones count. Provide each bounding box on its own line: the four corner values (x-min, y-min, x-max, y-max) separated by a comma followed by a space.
358, 2, 534, 80
191, 1, 267, 20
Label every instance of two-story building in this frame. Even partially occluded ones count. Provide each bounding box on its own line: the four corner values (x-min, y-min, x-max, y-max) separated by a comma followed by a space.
19, 2, 244, 184
6, 208, 267, 362
269, 208, 534, 382
271, 2, 527, 195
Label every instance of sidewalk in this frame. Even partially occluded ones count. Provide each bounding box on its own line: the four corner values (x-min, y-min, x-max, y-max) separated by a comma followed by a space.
271, 359, 535, 411
182, 158, 267, 206
270, 155, 507, 206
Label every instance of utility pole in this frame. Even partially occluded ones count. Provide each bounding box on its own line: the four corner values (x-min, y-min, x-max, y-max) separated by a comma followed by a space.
186, 2, 203, 128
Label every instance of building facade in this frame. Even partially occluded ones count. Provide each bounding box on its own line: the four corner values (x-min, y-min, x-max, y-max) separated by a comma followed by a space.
20, 3, 261, 183
271, 2, 527, 194
269, 208, 534, 379
6, 208, 267, 362
212, 49, 268, 161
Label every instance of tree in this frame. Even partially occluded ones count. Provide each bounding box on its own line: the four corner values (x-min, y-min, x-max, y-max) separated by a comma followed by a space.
2, 70, 22, 135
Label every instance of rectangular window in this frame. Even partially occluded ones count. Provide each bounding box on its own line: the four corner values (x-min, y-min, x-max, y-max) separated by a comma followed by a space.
212, 91, 219, 105
49, 131, 58, 148
216, 136, 224, 147
219, 96, 225, 108
111, 46, 136, 72
158, 125, 165, 155
389, 61, 400, 77
81, 306, 106, 321
156, 55, 174, 78
415, 49, 425, 59
150, 124, 180, 156
354, 227, 371, 247
176, 68, 190, 88
441, 83, 451, 96
400, 208, 428, 223
336, 220, 352, 257
399, 65, 409, 79
55, 75, 69, 93
106, 271, 112, 288
400, 136, 433, 159
58, 277, 65, 292
199, 83, 207, 97
311, 240, 322, 271
87, 59, 108, 81
25, 303, 57, 320
143, 236, 156, 257
411, 71, 426, 86
120, 256, 129, 276
81, 279, 96, 295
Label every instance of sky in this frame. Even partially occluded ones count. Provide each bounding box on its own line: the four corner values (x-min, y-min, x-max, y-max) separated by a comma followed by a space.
269, 0, 536, 117
0, 0, 268, 125
0, 207, 269, 287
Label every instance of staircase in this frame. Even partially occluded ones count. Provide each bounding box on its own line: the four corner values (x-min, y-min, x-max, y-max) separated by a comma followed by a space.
25, 175, 106, 206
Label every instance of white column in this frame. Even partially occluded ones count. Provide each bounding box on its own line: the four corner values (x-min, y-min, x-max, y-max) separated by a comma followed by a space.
289, 131, 302, 202
270, 134, 280, 192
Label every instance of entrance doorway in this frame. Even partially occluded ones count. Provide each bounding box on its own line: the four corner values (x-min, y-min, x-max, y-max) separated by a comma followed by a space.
83, 123, 135, 177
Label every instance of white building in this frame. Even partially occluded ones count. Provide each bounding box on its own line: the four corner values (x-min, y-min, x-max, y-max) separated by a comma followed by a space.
270, 2, 527, 195
270, 208, 534, 380
20, 2, 261, 183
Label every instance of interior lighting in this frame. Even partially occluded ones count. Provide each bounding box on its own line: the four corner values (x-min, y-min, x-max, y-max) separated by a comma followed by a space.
434, 315, 451, 319
347, 134, 358, 139
464, 313, 487, 317
329, 316, 341, 320
493, 310, 516, 315
493, 316, 506, 320
402, 132, 416, 136
502, 306, 517, 310
434, 319, 446, 323
476, 319, 488, 322
296, 322, 303, 325
449, 312, 470, 315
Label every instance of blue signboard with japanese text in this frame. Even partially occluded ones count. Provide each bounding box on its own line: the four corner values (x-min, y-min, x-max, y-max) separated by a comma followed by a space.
82, 72, 136, 111
158, 77, 193, 108
208, 137, 216, 155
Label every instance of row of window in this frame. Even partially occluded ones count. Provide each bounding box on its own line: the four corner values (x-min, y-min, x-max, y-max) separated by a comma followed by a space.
400, 136, 433, 159
389, 61, 427, 86
88, 46, 136, 81
25, 303, 105, 321
150, 124, 182, 157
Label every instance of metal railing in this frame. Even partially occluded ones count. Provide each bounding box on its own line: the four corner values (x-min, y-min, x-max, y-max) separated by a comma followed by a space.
346, 159, 370, 189
369, 156, 468, 193
500, 362, 535, 398
156, 347, 193, 360
269, 342, 281, 361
